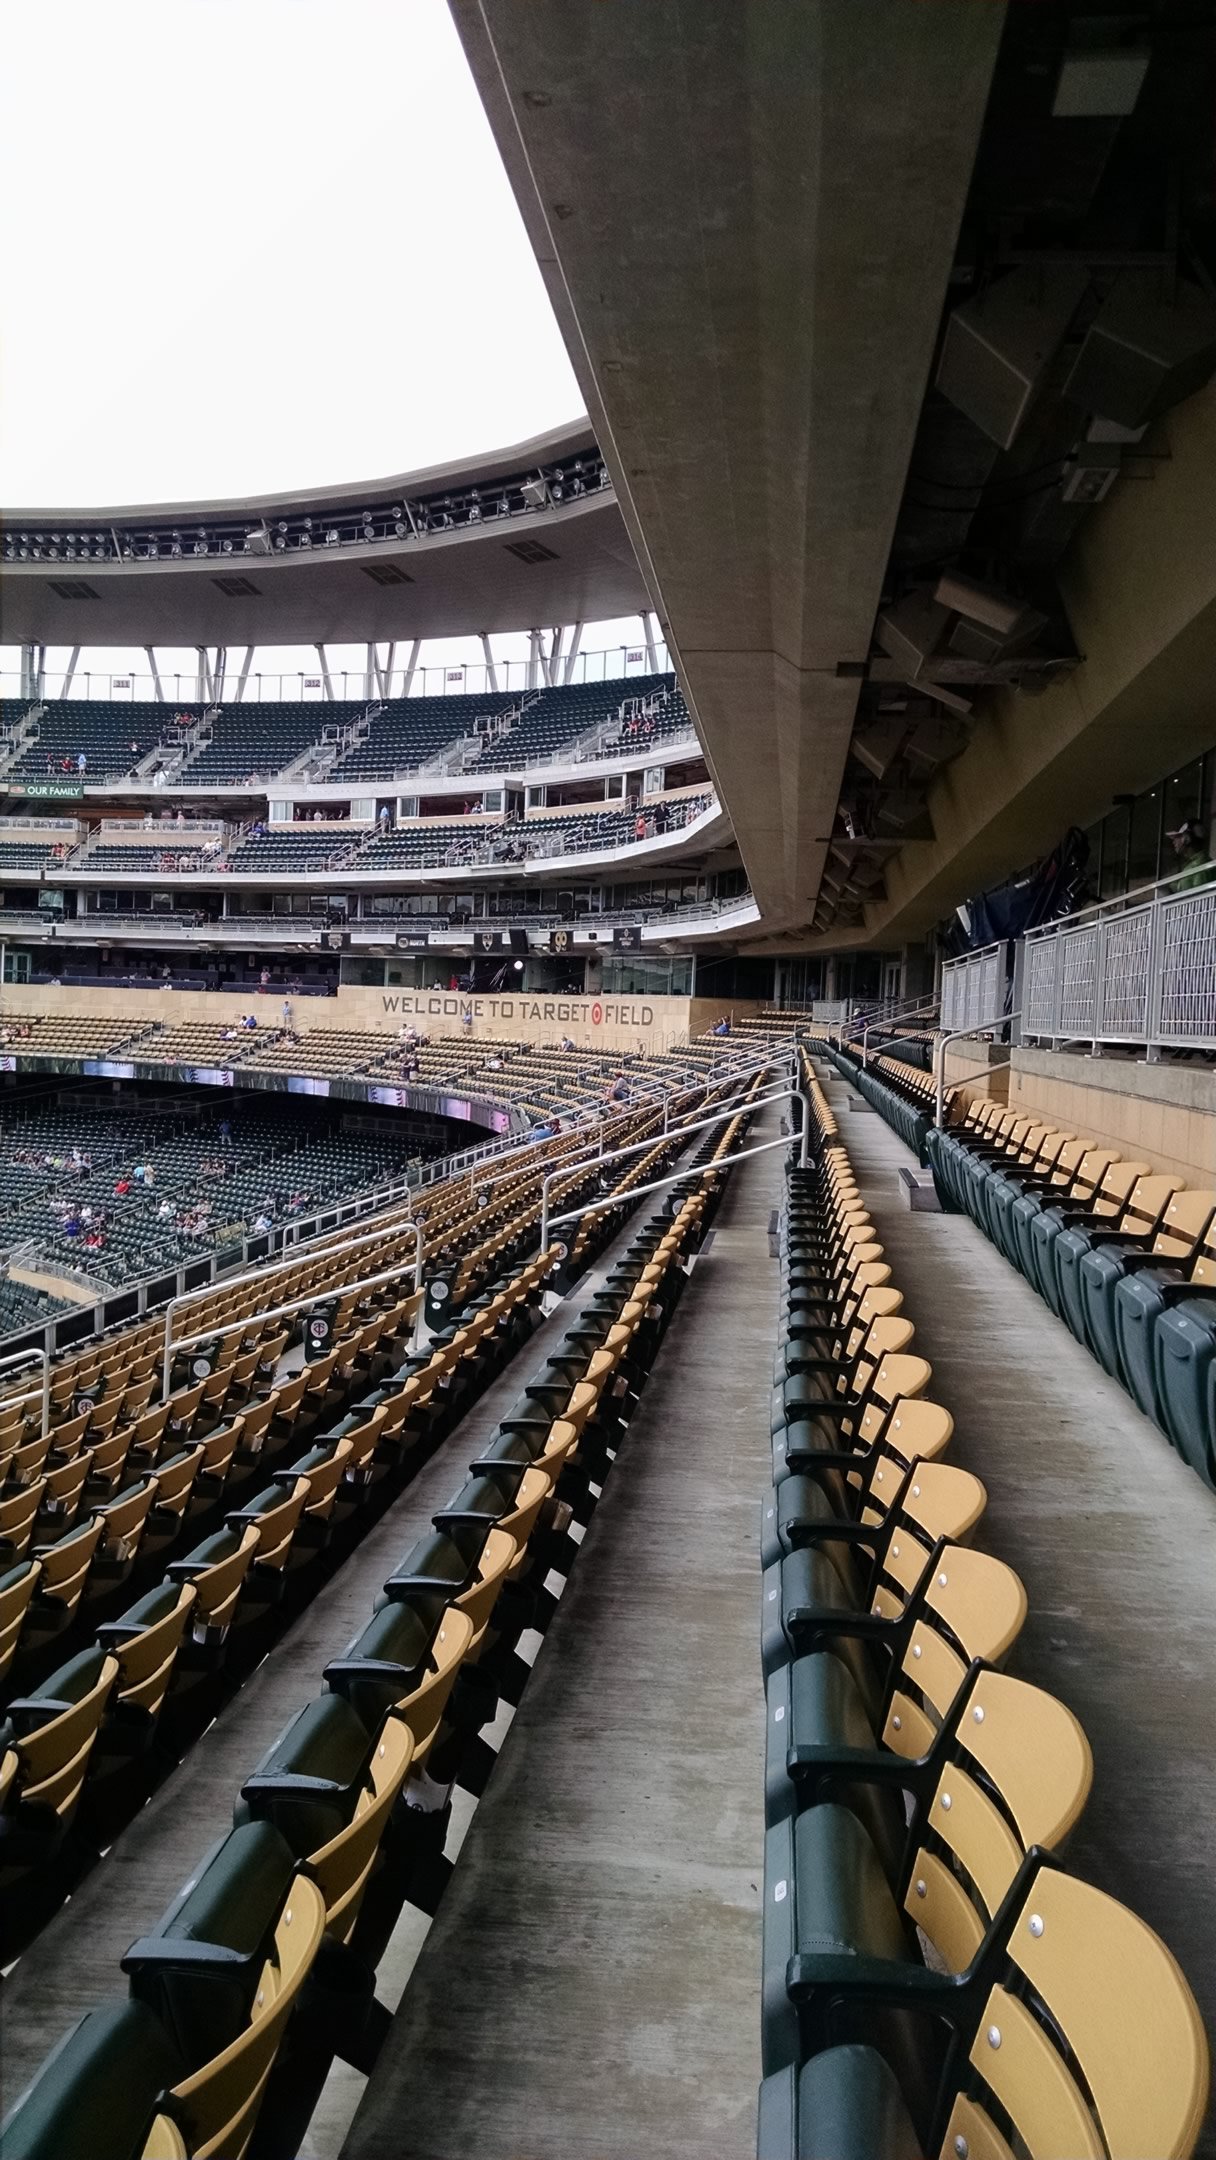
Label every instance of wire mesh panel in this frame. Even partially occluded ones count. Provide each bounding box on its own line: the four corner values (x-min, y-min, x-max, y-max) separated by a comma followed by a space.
1157, 888, 1216, 1046
940, 966, 961, 1031
1097, 904, 1152, 1040
1024, 936, 1059, 1038
979, 947, 1003, 1025
1058, 925, 1099, 1038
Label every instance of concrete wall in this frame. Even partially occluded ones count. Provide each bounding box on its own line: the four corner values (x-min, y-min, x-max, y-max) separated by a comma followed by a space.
0, 982, 763, 1059
943, 1042, 1011, 1109
1009, 1047, 1216, 1188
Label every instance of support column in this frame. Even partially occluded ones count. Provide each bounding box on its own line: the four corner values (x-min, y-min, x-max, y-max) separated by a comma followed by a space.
480, 632, 500, 694
402, 638, 421, 697
234, 647, 255, 702
144, 647, 164, 703
315, 644, 334, 700
643, 611, 659, 672
61, 647, 81, 699
527, 629, 541, 691
562, 620, 584, 685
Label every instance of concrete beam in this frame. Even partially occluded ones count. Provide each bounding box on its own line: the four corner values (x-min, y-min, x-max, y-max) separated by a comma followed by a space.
452, 0, 1005, 936
835, 382, 1216, 947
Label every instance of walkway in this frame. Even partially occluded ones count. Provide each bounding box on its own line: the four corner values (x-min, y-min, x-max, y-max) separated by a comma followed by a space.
817, 1065, 1216, 2158
342, 1127, 781, 2160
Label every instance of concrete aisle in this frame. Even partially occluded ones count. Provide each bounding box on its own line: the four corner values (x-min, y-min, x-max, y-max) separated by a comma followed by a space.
818, 1067, 1216, 2158
342, 1131, 781, 2160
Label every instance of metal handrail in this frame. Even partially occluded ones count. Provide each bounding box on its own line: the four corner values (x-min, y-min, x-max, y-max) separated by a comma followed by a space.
161, 1210, 422, 1391
162, 1247, 424, 1399
543, 1129, 798, 1246
934, 1014, 1021, 1130
539, 1078, 809, 1252
0, 1344, 49, 1440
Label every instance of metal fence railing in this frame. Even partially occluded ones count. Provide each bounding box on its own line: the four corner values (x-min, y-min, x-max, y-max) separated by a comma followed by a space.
1018, 864, 1216, 1057
940, 942, 1010, 1034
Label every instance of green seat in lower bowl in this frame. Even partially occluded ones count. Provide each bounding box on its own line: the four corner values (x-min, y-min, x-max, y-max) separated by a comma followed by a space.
0, 1998, 184, 2160
1152, 1297, 1216, 1486
760, 1545, 871, 1680
757, 2047, 921, 2160
121, 1819, 296, 2074
235, 1693, 373, 1856
1113, 1266, 1180, 1425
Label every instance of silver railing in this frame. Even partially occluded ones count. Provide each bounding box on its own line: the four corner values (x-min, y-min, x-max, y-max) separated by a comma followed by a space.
940, 942, 1010, 1034
1019, 863, 1216, 1058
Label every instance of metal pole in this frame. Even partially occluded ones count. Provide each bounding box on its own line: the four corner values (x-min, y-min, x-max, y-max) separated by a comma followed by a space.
933, 1015, 1021, 1129
162, 1217, 421, 1394
546, 1131, 797, 1244
539, 1082, 807, 1253
162, 1226, 423, 1398
0, 1345, 50, 1439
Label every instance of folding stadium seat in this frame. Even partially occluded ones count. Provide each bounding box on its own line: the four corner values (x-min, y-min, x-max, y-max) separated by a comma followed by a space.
0, 1479, 46, 1564
1026, 1156, 1150, 1314
772, 1353, 945, 1492
1112, 1209, 1216, 1426
95, 1580, 198, 1746
761, 1445, 983, 1573
1006, 1140, 1116, 1284
1061, 1183, 1216, 1386
20, 1516, 106, 1663
1151, 1287, 1216, 1487
1053, 1171, 1179, 1349
0, 1647, 119, 1899
136, 1445, 206, 1566
119, 1820, 327, 2160
978, 1125, 1075, 1260
761, 1666, 1092, 2079
166, 1523, 259, 1650
0, 1558, 40, 1687
325, 1603, 473, 1754
0, 1996, 193, 2160
756, 1863, 1208, 2160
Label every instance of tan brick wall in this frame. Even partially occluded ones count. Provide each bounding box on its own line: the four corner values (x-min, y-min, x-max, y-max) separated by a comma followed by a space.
1007, 1053, 1216, 1189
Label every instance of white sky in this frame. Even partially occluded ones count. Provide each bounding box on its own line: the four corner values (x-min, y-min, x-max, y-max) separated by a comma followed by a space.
0, 0, 585, 509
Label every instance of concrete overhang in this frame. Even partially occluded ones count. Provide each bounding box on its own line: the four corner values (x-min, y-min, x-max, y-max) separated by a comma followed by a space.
0, 423, 649, 647
450, 0, 1006, 939
816, 383, 1216, 948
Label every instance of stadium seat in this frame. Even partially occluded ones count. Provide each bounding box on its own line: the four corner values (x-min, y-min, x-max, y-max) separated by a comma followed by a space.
757, 1863, 1209, 2160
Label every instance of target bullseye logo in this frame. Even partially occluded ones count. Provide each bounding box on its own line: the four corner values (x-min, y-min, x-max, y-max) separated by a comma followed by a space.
591, 1002, 603, 1025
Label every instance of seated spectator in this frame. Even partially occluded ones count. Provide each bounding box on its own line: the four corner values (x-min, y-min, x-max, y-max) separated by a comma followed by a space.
114, 1175, 131, 1196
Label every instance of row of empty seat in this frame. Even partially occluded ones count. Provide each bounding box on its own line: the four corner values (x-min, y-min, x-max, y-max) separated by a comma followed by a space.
0, 1084, 760, 2158
0, 674, 695, 791
755, 1057, 1208, 2157
925, 1101, 1216, 1491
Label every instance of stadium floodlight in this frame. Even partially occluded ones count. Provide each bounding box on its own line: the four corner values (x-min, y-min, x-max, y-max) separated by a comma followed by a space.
170, 542, 182, 558
65, 544, 76, 559
274, 537, 287, 551
48, 545, 59, 559
193, 541, 207, 556
394, 520, 407, 537
122, 545, 133, 559
222, 539, 234, 553
277, 520, 287, 533
302, 515, 312, 529
17, 547, 27, 560
51, 531, 61, 542
299, 533, 312, 548
326, 528, 340, 545
148, 542, 160, 559
31, 545, 42, 559
497, 494, 510, 515
391, 504, 403, 517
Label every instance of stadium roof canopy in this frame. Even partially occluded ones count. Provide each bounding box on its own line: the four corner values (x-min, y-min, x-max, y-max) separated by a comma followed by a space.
0, 422, 648, 649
